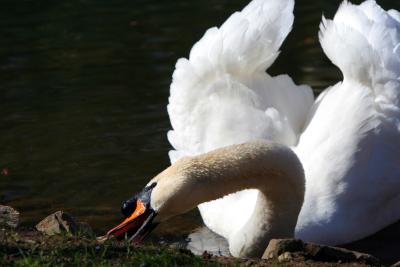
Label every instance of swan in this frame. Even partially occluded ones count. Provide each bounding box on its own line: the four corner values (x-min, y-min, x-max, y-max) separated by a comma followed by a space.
105, 0, 400, 258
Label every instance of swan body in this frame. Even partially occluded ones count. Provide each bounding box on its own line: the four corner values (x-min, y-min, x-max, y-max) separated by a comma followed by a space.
167, 0, 400, 248
149, 141, 305, 257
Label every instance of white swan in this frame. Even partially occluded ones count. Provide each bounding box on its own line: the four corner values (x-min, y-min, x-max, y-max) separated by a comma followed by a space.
167, 0, 400, 247
106, 0, 400, 258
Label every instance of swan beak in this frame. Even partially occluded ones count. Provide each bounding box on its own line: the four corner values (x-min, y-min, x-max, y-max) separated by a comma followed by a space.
106, 199, 157, 244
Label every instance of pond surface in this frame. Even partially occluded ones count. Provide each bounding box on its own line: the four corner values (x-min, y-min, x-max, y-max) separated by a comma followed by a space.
0, 0, 399, 238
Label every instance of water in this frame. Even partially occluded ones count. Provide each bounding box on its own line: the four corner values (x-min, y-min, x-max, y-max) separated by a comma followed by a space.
0, 0, 399, 238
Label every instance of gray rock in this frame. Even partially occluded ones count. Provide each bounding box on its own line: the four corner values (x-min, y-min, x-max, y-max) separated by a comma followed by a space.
0, 205, 19, 229
263, 239, 380, 266
35, 211, 93, 237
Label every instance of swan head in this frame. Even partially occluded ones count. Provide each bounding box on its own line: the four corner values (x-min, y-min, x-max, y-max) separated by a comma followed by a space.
105, 182, 159, 243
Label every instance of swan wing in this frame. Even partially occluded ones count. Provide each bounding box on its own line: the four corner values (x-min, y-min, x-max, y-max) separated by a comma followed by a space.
168, 0, 313, 161
295, 0, 400, 245
167, 0, 313, 239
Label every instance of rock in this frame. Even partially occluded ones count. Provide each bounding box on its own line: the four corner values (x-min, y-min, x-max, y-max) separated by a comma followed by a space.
277, 252, 293, 262
263, 239, 304, 259
0, 205, 19, 229
262, 239, 380, 266
304, 242, 379, 265
35, 211, 77, 235
35, 211, 93, 237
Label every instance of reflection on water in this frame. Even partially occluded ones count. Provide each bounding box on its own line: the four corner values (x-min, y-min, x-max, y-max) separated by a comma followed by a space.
0, 0, 399, 238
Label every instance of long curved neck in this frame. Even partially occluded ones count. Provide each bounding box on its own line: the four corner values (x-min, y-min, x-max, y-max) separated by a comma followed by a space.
184, 142, 304, 207
152, 141, 305, 257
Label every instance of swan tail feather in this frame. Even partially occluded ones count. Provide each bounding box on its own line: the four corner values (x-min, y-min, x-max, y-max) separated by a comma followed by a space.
319, 1, 400, 86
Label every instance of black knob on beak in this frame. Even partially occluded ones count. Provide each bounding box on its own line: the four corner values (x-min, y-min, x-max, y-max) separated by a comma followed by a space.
121, 198, 137, 218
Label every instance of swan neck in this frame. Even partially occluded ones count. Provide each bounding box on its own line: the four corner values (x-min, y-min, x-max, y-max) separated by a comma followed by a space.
181, 142, 304, 208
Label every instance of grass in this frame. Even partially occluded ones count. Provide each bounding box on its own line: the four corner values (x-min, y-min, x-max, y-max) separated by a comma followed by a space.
0, 230, 380, 267
0, 230, 225, 267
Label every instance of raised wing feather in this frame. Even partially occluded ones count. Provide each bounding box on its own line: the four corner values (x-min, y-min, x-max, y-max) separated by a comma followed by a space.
167, 0, 313, 239
168, 0, 313, 162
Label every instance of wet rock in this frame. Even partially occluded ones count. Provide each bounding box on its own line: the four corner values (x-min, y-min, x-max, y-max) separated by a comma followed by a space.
35, 211, 93, 237
263, 239, 380, 266
0, 205, 19, 229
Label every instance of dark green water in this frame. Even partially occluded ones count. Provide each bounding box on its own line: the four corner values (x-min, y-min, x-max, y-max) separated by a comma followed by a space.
1, 0, 399, 235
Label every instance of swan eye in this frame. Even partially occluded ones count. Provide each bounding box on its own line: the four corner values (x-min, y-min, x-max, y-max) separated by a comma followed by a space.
122, 198, 137, 218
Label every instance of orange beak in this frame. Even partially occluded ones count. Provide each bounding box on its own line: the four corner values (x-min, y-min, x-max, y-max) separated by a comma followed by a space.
106, 199, 157, 244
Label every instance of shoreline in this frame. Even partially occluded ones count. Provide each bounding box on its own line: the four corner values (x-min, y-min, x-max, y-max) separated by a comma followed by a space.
0, 229, 388, 267
1, 207, 399, 266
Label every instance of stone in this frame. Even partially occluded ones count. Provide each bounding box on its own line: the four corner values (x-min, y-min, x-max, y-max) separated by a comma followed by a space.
263, 239, 304, 259
277, 252, 293, 262
262, 239, 380, 266
35, 211, 93, 237
0, 205, 19, 229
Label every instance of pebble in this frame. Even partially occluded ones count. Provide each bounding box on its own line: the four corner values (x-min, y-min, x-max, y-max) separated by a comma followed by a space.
0, 205, 19, 229
35, 211, 93, 237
